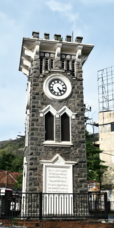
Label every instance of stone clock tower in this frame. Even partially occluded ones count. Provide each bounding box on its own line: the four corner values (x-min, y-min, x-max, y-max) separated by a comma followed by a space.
19, 32, 94, 194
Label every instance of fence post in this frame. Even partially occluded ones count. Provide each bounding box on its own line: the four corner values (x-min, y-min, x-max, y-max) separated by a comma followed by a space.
104, 193, 108, 219
39, 192, 42, 220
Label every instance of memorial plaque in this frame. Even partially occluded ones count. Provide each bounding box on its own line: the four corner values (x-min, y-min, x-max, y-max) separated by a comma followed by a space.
40, 154, 76, 194
47, 167, 69, 193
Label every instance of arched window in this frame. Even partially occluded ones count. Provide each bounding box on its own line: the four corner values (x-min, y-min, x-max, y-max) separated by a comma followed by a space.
45, 112, 54, 140
61, 113, 70, 141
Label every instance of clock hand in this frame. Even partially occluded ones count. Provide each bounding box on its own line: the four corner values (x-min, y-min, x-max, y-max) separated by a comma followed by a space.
57, 87, 61, 92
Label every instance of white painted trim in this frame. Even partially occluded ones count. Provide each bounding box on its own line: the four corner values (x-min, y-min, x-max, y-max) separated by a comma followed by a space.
40, 105, 56, 117
40, 105, 76, 145
43, 141, 73, 147
43, 74, 72, 101
40, 154, 76, 165
26, 82, 30, 109
22, 157, 27, 193
55, 43, 62, 59
50, 69, 65, 72
21, 157, 27, 216
76, 46, 83, 63
22, 57, 31, 68
57, 106, 77, 118
34, 41, 40, 58
57, 106, 72, 117
24, 47, 33, 58
21, 67, 29, 76
25, 110, 29, 147
23, 42, 41, 59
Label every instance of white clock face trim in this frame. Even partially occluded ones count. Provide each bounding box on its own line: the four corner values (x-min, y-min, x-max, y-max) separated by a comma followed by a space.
43, 74, 72, 100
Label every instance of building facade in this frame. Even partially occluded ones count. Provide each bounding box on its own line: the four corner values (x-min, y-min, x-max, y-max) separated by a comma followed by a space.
19, 32, 94, 194
98, 111, 114, 210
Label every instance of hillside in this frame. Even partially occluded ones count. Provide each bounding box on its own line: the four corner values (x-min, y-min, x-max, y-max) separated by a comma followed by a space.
0, 136, 25, 172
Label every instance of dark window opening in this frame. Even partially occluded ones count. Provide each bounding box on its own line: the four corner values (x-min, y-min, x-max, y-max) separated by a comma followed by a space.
40, 58, 43, 74
111, 123, 114, 131
67, 60, 69, 71
62, 60, 64, 69
51, 59, 53, 68
45, 112, 54, 140
45, 59, 48, 70
72, 60, 75, 76
61, 113, 70, 141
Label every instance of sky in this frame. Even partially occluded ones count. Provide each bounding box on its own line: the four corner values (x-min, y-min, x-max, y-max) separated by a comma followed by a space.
0, 0, 114, 140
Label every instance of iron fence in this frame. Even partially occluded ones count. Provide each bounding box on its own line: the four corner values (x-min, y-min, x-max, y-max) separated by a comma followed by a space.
0, 192, 108, 220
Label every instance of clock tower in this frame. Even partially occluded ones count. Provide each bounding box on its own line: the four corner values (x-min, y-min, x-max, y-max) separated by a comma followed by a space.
19, 32, 94, 194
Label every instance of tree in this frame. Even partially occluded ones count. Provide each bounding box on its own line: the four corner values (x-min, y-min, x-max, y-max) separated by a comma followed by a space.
0, 152, 16, 171
0, 140, 24, 190
14, 173, 23, 190
86, 131, 108, 181
0, 141, 23, 172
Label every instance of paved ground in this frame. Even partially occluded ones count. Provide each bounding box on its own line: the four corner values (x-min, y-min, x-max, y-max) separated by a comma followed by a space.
0, 224, 26, 228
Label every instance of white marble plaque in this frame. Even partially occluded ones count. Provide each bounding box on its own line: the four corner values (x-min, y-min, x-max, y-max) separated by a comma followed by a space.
40, 154, 77, 215
47, 167, 69, 193
40, 154, 77, 194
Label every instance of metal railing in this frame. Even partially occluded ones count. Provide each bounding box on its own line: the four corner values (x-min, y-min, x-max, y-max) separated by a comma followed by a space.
0, 192, 108, 220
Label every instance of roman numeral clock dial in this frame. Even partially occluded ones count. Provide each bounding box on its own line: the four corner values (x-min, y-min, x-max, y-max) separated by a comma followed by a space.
49, 79, 67, 96
43, 74, 72, 100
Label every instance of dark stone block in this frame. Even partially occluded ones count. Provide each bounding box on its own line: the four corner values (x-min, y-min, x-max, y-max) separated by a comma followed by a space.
29, 167, 37, 171
29, 177, 37, 181
78, 178, 87, 183
28, 152, 33, 155
79, 188, 88, 193
28, 188, 37, 192
29, 162, 33, 165
34, 182, 39, 186
29, 157, 37, 160
30, 137, 38, 141
35, 152, 40, 156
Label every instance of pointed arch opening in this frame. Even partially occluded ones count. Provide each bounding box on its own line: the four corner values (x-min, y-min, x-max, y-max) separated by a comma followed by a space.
45, 111, 54, 140
61, 113, 70, 141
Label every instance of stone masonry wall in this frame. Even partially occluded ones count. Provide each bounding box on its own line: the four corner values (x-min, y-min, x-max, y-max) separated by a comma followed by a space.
25, 56, 87, 193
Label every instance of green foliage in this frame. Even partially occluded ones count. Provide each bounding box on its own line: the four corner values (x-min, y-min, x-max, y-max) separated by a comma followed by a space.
0, 152, 15, 171
0, 140, 24, 190
14, 173, 23, 190
86, 131, 108, 181
17, 141, 25, 149
0, 141, 24, 172
12, 155, 23, 172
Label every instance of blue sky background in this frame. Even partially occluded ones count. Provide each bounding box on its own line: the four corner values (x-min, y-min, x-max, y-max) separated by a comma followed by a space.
0, 0, 114, 140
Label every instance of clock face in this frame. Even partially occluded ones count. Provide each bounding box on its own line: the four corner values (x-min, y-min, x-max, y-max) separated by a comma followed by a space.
49, 79, 67, 96
43, 74, 72, 100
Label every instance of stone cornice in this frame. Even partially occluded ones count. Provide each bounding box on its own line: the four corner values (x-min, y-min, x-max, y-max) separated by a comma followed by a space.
19, 36, 94, 76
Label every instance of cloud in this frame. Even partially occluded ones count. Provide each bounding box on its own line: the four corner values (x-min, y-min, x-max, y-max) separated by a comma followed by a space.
80, 0, 114, 5
46, 0, 79, 23
46, 0, 72, 12
45, 0, 82, 36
